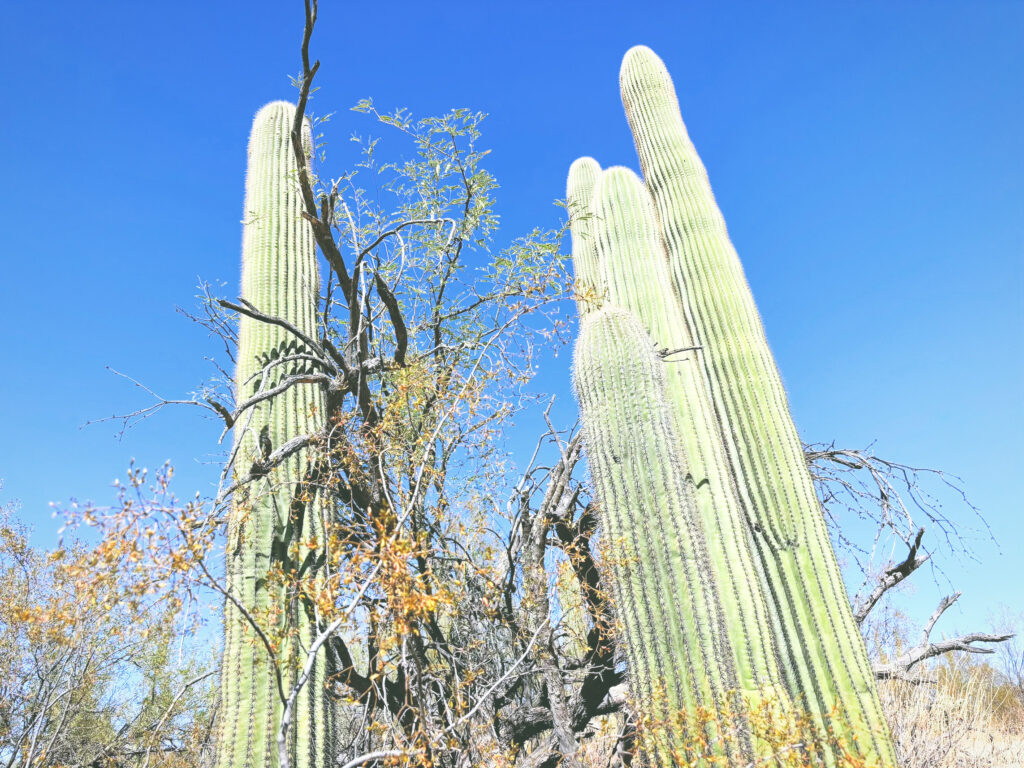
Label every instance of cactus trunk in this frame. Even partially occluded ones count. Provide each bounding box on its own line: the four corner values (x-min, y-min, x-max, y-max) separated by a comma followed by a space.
574, 307, 749, 765
215, 101, 334, 768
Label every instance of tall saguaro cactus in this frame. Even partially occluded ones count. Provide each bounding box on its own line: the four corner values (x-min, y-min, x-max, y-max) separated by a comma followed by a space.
569, 48, 898, 766
216, 101, 334, 768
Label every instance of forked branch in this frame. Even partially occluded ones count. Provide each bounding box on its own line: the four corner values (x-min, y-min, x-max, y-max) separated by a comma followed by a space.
873, 592, 1013, 681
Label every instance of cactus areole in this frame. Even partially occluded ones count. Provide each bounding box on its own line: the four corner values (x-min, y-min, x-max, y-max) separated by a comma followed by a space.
215, 102, 335, 768
569, 48, 899, 766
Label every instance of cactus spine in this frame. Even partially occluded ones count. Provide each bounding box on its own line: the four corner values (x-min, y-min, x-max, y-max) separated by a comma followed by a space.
216, 101, 334, 768
574, 307, 748, 763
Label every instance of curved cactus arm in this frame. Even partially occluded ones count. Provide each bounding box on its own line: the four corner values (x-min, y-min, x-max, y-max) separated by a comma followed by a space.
584, 165, 786, 706
216, 100, 335, 768
574, 306, 750, 766
619, 45, 898, 765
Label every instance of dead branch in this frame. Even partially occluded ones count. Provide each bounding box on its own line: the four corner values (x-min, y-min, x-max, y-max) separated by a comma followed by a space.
806, 442, 991, 565
82, 368, 226, 438
853, 527, 930, 625
873, 592, 1014, 681
217, 298, 343, 374
218, 433, 319, 501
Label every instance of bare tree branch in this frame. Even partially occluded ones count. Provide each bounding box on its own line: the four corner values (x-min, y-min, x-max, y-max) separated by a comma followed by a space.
873, 592, 1014, 681
853, 527, 930, 625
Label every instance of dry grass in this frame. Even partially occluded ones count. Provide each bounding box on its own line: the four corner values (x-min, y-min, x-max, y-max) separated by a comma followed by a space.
568, 657, 1024, 767
878, 657, 1024, 768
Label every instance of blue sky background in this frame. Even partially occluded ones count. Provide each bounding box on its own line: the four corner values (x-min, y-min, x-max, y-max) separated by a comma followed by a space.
1, 1, 1021, 638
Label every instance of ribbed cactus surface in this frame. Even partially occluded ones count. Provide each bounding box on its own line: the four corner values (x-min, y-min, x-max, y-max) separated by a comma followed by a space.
567, 157, 601, 316
574, 306, 748, 764
216, 101, 334, 768
609, 45, 897, 764
569, 162, 786, 712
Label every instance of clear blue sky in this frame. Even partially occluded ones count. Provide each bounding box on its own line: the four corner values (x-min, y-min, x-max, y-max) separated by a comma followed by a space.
1, 1, 1021, 636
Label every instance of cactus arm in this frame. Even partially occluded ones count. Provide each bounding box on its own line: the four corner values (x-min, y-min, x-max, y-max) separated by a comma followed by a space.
574, 307, 749, 765
216, 101, 335, 768
567, 156, 603, 316
619, 45, 897, 765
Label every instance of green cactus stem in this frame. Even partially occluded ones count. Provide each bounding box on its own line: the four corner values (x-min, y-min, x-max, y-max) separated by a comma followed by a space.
215, 101, 335, 768
574, 306, 750, 765
567, 156, 602, 315
569, 161, 787, 716
618, 45, 898, 765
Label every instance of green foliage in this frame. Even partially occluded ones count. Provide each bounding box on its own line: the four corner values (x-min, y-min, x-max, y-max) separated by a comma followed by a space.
0, 507, 215, 768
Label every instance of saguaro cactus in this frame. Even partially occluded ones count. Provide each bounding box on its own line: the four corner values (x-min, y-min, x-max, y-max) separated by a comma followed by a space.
574, 306, 748, 764
216, 101, 334, 768
569, 47, 899, 766
569, 162, 786, 711
618, 45, 896, 765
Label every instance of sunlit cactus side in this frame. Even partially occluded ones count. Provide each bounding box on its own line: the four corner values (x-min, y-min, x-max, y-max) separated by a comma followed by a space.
216, 101, 334, 768
618, 45, 898, 765
567, 156, 602, 317
573, 306, 750, 766
569, 161, 788, 718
